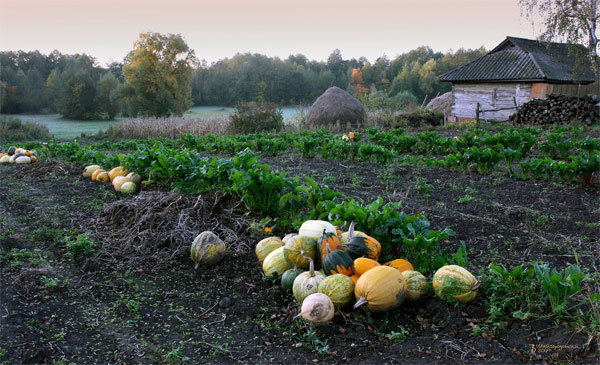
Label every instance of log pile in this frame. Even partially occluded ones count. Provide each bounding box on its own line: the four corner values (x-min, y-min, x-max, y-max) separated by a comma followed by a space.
510, 94, 599, 125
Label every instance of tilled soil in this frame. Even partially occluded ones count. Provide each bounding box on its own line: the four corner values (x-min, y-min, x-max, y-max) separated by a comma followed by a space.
1, 157, 599, 364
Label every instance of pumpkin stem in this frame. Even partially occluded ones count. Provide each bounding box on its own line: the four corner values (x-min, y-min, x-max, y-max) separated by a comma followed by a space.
471, 280, 482, 291
353, 296, 368, 309
308, 258, 315, 277
348, 221, 356, 239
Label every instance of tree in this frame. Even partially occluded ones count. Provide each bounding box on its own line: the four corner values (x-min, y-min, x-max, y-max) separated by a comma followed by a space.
349, 68, 367, 96
519, 0, 599, 76
122, 32, 196, 117
97, 72, 121, 119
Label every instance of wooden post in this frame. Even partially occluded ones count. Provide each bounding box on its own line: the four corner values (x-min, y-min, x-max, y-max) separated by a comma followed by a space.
476, 103, 480, 126
576, 83, 580, 121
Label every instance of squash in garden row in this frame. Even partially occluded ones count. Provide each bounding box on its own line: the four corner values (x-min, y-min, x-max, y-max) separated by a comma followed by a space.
83, 164, 139, 194
1, 147, 38, 164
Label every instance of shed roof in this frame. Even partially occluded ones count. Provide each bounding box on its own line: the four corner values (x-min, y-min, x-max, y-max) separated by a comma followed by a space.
440, 37, 596, 84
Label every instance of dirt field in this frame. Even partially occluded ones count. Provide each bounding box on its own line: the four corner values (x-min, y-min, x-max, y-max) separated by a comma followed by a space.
1, 154, 599, 363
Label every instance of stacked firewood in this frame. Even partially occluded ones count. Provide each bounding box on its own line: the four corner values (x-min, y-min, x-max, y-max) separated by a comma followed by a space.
510, 94, 599, 125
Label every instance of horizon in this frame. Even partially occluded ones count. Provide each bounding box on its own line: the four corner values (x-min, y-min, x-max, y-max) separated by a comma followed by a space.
0, 0, 540, 67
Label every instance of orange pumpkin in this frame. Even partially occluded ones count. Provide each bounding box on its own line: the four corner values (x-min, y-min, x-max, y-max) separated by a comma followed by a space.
384, 259, 414, 273
318, 229, 341, 263
353, 257, 380, 275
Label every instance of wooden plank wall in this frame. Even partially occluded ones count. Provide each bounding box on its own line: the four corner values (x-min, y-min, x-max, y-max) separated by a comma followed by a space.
451, 83, 532, 121
532, 82, 599, 98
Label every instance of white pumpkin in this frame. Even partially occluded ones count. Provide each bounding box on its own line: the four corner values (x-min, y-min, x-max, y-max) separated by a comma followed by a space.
300, 293, 335, 324
298, 220, 336, 241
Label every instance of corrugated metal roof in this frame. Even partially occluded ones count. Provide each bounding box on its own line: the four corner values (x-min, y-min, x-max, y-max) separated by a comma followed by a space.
440, 37, 596, 84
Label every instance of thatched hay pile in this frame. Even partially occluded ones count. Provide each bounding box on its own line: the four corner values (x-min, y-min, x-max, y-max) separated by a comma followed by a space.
306, 87, 365, 129
90, 191, 252, 266
425, 92, 452, 117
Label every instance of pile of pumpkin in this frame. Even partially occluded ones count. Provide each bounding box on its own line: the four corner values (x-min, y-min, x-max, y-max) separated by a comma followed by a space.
256, 220, 479, 324
82, 164, 140, 194
0, 146, 38, 164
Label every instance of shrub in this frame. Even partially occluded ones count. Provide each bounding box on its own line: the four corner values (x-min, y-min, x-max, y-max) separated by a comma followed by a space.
0, 116, 51, 143
229, 102, 283, 134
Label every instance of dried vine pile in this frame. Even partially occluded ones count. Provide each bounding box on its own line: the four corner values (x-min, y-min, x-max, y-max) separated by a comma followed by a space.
90, 191, 252, 265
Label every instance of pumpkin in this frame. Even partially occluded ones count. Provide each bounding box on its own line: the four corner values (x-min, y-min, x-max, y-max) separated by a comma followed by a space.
341, 235, 381, 261
15, 156, 31, 164
354, 266, 406, 313
0, 155, 9, 163
83, 165, 102, 178
282, 233, 296, 244
317, 229, 342, 263
432, 265, 480, 303
7, 146, 16, 155
401, 270, 429, 301
318, 274, 355, 308
15, 147, 24, 154
190, 231, 226, 268
113, 176, 132, 191
293, 259, 325, 304
108, 166, 128, 181
96, 171, 110, 183
120, 182, 137, 194
350, 274, 360, 285
126, 172, 142, 184
91, 169, 105, 180
29, 155, 37, 163
262, 247, 293, 279
353, 257, 380, 275
9, 152, 26, 163
384, 259, 414, 273
298, 220, 336, 241
322, 244, 354, 276
255, 236, 283, 264
283, 235, 317, 270
300, 293, 335, 324
23, 150, 32, 157
281, 267, 305, 290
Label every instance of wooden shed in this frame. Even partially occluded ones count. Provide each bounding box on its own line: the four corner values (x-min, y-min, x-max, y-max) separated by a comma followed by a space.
440, 36, 597, 122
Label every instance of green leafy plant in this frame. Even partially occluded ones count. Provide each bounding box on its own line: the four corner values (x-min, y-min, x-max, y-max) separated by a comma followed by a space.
534, 262, 585, 314
64, 232, 95, 259
481, 263, 544, 334
391, 215, 458, 273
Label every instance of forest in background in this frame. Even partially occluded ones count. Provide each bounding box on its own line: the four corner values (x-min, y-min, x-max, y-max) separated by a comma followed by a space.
0, 47, 486, 120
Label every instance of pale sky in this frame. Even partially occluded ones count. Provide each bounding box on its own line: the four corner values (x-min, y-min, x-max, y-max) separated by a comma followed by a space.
0, 0, 539, 66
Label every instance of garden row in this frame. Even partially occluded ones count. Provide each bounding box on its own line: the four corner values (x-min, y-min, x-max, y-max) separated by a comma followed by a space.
83, 125, 600, 187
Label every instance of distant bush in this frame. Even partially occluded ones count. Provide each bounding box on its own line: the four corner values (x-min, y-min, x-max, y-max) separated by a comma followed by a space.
391, 91, 418, 109
229, 102, 283, 134
360, 91, 418, 112
0, 116, 51, 143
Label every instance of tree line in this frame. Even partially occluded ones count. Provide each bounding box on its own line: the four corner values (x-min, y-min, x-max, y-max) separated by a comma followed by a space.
0, 34, 486, 120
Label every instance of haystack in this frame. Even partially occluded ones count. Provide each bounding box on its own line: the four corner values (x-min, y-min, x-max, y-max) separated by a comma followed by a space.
426, 92, 452, 117
306, 87, 365, 129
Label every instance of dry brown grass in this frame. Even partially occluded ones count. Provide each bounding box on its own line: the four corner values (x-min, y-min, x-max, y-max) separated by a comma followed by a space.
106, 117, 233, 139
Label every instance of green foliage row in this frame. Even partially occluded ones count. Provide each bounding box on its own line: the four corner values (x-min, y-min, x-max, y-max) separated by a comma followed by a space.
481, 261, 595, 335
